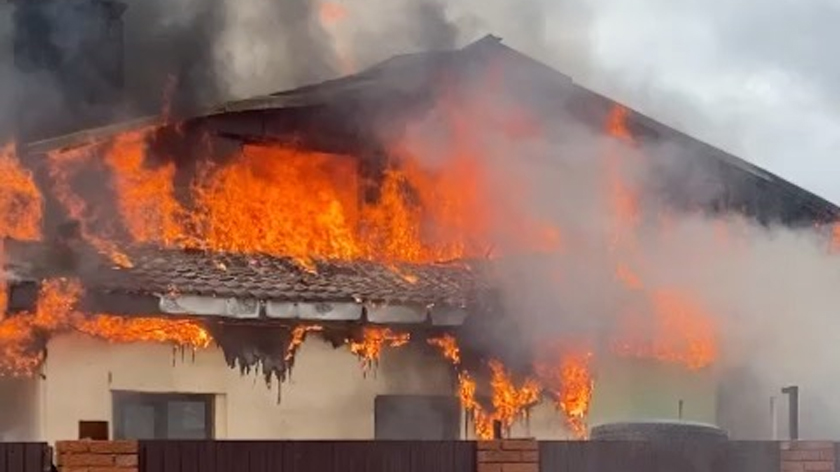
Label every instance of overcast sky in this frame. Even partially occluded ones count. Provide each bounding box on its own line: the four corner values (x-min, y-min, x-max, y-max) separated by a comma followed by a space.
539, 0, 840, 204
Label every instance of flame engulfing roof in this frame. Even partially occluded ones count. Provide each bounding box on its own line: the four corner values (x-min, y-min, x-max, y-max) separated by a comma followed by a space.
3, 238, 485, 310
25, 35, 840, 227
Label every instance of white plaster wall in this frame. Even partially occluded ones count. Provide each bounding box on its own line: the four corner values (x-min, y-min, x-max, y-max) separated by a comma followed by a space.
39, 333, 455, 444
31, 334, 717, 443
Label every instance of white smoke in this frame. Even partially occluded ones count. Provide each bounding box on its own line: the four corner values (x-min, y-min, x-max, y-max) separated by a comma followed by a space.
388, 64, 840, 439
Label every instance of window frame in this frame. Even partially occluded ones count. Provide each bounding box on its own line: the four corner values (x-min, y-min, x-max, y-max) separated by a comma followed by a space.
112, 391, 214, 440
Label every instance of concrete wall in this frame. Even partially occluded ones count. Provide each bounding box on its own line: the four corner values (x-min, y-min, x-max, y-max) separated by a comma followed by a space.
37, 333, 454, 444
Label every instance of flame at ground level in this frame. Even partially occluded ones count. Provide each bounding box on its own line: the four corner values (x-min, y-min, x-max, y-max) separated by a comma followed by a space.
536, 349, 594, 439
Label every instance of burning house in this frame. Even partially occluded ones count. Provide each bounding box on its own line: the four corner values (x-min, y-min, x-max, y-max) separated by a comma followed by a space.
1, 21, 838, 445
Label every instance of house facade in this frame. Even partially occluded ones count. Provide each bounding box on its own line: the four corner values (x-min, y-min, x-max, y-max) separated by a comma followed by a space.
0, 333, 717, 444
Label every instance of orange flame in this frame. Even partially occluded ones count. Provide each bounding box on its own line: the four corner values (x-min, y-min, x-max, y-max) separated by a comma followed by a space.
536, 349, 594, 439
605, 105, 640, 248
0, 278, 82, 375
286, 324, 324, 361
457, 371, 494, 439
427, 333, 461, 365
831, 223, 840, 253
0, 143, 43, 319
319, 1, 348, 25
47, 145, 134, 267
456, 359, 542, 440
76, 316, 211, 349
348, 326, 410, 371
103, 130, 187, 246
0, 144, 43, 242
613, 289, 717, 370
317, 2, 356, 74
603, 104, 718, 370
0, 316, 43, 376
606, 105, 634, 142
489, 360, 542, 430
0, 277, 212, 375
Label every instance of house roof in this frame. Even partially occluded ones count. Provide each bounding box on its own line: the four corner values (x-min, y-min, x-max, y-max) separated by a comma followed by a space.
2, 239, 484, 311
23, 35, 840, 227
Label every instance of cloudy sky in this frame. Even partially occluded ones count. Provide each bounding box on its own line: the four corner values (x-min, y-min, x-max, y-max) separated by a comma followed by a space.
538, 0, 840, 204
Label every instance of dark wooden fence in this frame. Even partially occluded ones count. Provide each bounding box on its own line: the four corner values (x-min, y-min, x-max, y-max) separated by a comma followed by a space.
0, 443, 51, 472
539, 441, 779, 472
139, 440, 476, 472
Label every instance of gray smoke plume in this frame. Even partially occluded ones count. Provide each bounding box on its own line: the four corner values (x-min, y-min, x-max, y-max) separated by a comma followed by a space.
387, 51, 840, 439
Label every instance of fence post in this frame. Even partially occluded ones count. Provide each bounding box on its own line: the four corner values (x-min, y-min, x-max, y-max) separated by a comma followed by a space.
55, 440, 139, 472
780, 441, 835, 472
476, 439, 538, 472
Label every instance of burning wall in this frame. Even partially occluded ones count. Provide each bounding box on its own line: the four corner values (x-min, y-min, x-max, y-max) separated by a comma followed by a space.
0, 68, 724, 439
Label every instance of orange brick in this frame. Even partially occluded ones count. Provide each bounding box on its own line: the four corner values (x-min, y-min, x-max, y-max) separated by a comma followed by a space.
89, 468, 138, 472
501, 440, 538, 451
501, 463, 538, 472
478, 451, 522, 463
61, 468, 90, 472
61, 454, 115, 467
114, 455, 138, 467
477, 464, 502, 472
786, 442, 835, 451
478, 441, 503, 451
520, 451, 539, 462
89, 441, 138, 454
803, 462, 834, 472
57, 441, 91, 454
782, 463, 806, 472
784, 451, 825, 461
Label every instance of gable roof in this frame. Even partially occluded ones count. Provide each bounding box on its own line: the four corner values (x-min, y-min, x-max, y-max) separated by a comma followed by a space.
24, 35, 840, 227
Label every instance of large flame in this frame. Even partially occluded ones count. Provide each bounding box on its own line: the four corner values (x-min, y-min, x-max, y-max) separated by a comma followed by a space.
1, 75, 726, 439
104, 129, 186, 246
432, 333, 543, 438
0, 144, 43, 317
0, 277, 211, 376
452, 360, 542, 440
535, 348, 594, 439
0, 144, 43, 242
604, 105, 718, 370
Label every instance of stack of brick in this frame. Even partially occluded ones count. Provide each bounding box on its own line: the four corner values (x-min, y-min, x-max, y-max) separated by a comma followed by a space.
477, 439, 539, 472
55, 440, 139, 472
781, 441, 836, 472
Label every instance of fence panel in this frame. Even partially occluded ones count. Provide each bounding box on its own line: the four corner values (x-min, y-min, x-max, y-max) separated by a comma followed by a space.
139, 440, 476, 472
540, 440, 780, 472
0, 443, 50, 472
